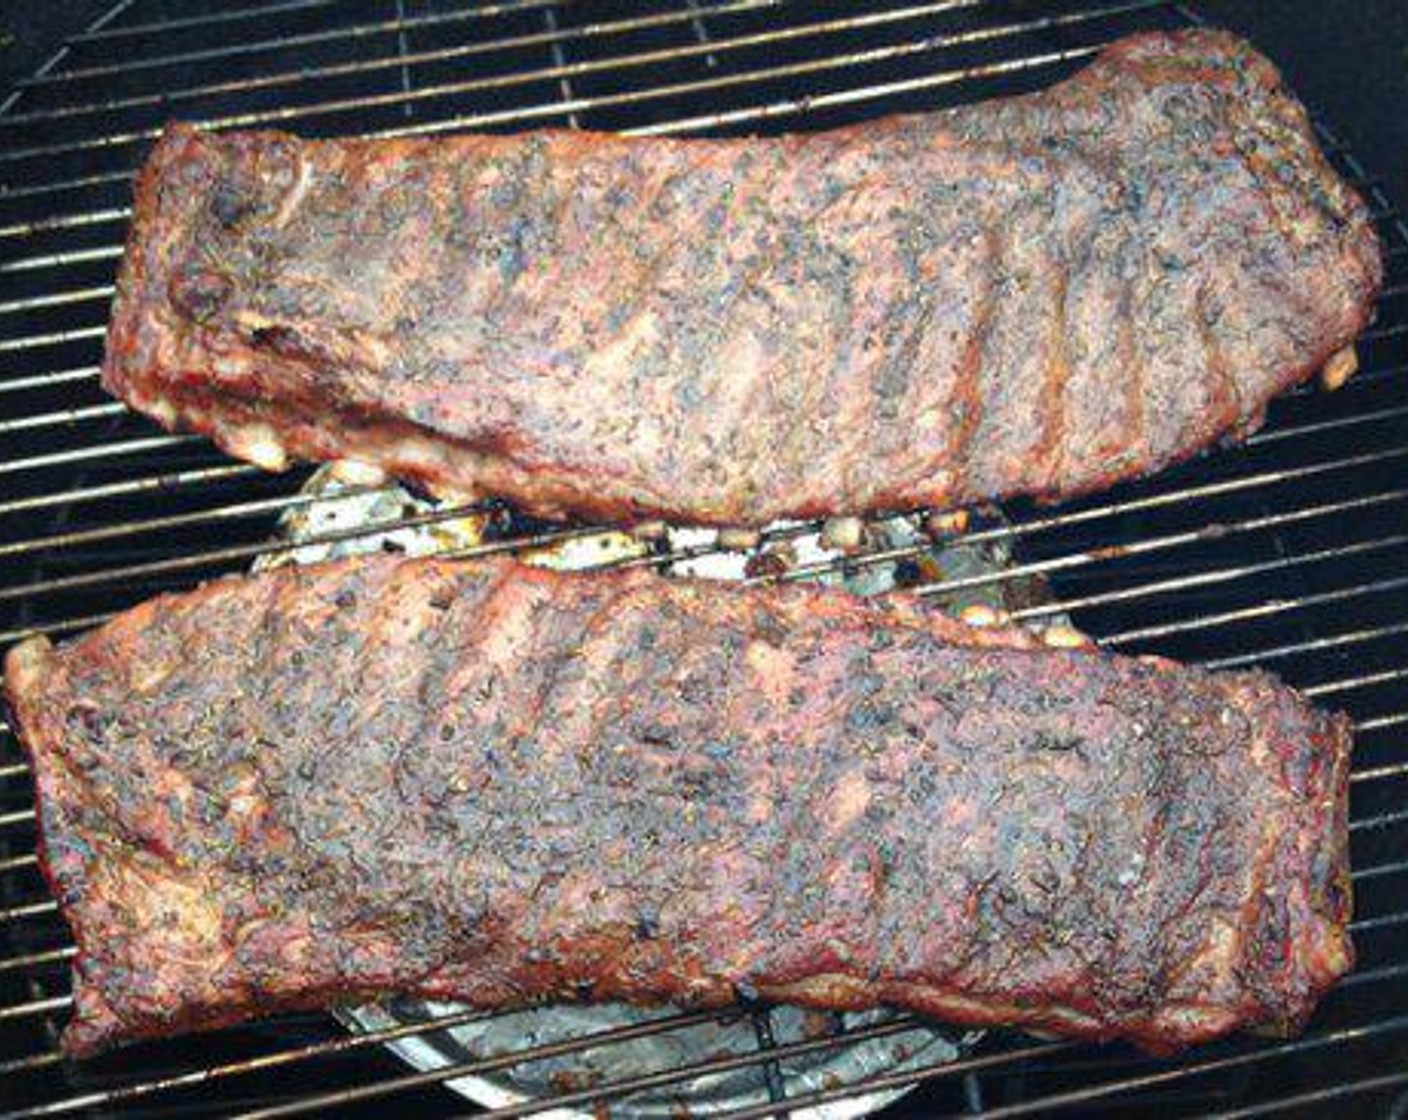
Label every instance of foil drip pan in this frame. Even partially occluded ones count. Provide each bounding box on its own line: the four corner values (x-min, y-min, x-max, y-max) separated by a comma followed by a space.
258, 471, 1062, 1118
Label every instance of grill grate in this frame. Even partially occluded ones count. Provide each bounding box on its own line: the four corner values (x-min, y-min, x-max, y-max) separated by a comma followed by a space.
2, 1, 1407, 1116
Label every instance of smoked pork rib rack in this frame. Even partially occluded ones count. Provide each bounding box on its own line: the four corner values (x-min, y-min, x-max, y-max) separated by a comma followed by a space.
5, 556, 1352, 1058
102, 30, 1380, 527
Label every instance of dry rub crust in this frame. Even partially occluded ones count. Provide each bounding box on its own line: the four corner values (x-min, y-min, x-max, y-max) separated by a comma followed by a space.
101, 29, 1381, 527
4, 556, 1353, 1056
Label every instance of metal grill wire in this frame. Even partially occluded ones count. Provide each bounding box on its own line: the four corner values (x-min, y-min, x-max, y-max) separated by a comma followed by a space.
0, 0, 1406, 1115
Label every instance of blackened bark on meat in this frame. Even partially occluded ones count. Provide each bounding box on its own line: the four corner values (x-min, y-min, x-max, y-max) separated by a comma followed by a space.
5, 556, 1353, 1057
100, 30, 1381, 526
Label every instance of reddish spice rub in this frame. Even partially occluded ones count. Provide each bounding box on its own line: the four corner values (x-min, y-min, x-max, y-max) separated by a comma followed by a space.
5, 556, 1352, 1057
101, 30, 1380, 527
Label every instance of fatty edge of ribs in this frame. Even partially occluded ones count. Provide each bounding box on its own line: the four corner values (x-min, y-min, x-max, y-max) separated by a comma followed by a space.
100, 29, 1382, 527
5, 556, 1352, 1057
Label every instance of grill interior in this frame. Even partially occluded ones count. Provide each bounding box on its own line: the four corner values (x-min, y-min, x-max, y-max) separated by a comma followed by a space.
1, 1, 1407, 1116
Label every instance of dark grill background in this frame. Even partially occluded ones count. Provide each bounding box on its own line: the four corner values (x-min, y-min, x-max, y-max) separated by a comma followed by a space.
0, 2, 1405, 1116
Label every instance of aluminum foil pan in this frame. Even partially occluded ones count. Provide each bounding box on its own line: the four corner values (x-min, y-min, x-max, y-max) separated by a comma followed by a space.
257, 469, 1061, 1119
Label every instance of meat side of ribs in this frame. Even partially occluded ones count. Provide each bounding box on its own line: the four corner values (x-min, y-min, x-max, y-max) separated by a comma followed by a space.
5, 556, 1353, 1056
101, 29, 1381, 527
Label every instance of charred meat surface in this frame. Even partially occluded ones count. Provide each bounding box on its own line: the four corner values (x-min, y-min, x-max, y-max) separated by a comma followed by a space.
101, 30, 1381, 526
5, 556, 1352, 1056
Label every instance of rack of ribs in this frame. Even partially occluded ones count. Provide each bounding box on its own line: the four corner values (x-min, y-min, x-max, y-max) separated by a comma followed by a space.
4, 555, 1353, 1056
101, 29, 1382, 527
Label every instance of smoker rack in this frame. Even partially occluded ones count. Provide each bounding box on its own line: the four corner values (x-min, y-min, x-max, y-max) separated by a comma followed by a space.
0, 0, 1406, 1115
